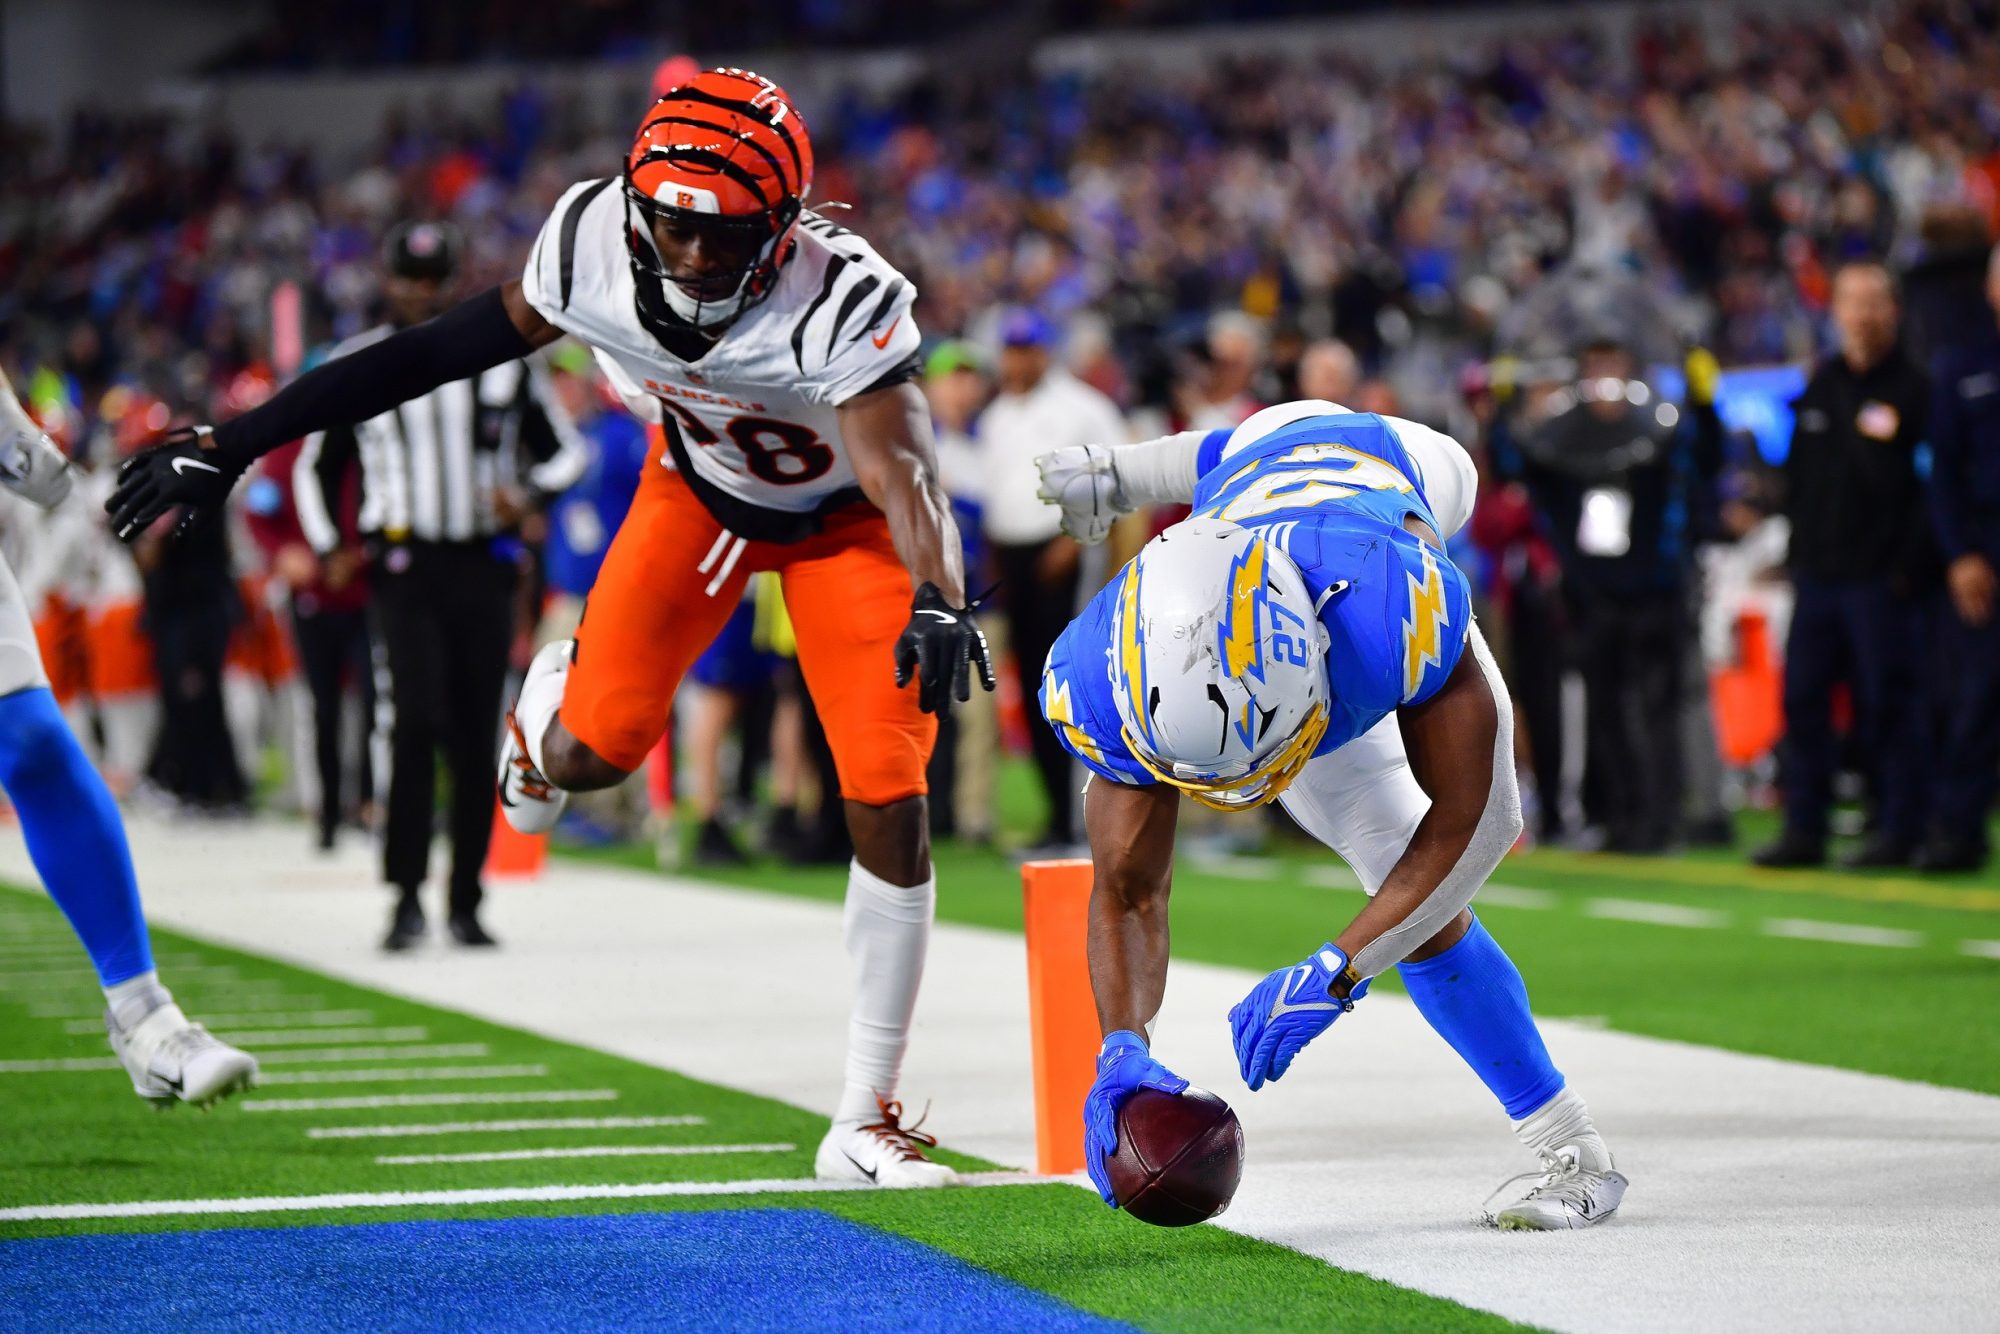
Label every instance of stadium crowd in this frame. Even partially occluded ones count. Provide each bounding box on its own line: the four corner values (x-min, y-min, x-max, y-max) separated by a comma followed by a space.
0, 0, 1996, 886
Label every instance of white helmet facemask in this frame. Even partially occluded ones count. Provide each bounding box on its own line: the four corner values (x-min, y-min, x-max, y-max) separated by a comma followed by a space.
1107, 517, 1332, 811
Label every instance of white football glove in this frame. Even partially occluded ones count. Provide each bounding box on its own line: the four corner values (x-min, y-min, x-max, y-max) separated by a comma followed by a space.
0, 367, 74, 510
1035, 443, 1129, 546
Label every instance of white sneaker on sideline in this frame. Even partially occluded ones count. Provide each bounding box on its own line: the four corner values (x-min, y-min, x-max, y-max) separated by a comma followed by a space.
814, 1098, 958, 1189
1484, 1139, 1628, 1230
107, 1001, 259, 1109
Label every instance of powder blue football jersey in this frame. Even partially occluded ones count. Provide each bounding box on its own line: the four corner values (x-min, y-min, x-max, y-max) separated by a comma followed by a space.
1040, 413, 1474, 785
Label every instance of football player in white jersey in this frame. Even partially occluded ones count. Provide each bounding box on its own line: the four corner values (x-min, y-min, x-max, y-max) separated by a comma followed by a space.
107, 69, 991, 1186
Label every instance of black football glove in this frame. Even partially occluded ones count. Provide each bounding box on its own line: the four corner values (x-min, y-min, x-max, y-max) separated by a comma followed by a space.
105, 425, 243, 542
893, 581, 996, 716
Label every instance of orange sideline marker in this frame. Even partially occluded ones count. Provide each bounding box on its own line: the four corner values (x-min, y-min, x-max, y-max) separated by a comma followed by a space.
486, 802, 547, 879
1022, 858, 1097, 1176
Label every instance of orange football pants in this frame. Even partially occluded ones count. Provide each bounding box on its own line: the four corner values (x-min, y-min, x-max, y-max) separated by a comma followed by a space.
563, 465, 935, 806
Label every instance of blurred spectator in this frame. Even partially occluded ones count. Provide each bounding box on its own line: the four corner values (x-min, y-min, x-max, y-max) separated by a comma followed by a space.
1754, 262, 1934, 870
1511, 340, 1723, 851
922, 342, 997, 845
980, 309, 1125, 854
681, 591, 781, 866
1918, 243, 2000, 872
1295, 340, 1360, 407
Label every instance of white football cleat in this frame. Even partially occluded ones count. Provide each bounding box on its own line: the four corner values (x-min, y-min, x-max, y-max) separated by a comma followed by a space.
0, 366, 74, 510
107, 1000, 259, 1109
1484, 1138, 1628, 1231
497, 641, 572, 835
815, 1098, 958, 1189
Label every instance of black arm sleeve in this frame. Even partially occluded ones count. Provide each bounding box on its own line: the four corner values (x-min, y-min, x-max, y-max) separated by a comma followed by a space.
212, 286, 533, 468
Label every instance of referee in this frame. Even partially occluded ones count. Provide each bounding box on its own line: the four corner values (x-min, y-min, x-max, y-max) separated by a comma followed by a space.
295, 222, 587, 951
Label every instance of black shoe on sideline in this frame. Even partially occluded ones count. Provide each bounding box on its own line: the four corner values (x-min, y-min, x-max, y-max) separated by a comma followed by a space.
382, 894, 426, 952
448, 912, 499, 948
693, 817, 749, 867
1912, 834, 1988, 874
1840, 833, 1914, 871
1750, 830, 1826, 869
1683, 815, 1736, 849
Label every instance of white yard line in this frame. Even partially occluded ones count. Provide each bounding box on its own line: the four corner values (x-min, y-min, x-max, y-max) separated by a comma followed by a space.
31, 992, 326, 1021
1584, 897, 1730, 928
255, 1064, 546, 1086
1184, 853, 1282, 880
5, 825, 1996, 1333
374, 1142, 795, 1166
1963, 939, 2000, 961
215, 1027, 425, 1046
242, 1090, 618, 1114
242, 1043, 486, 1065
307, 1115, 705, 1140
1301, 864, 1362, 891
0, 1171, 1042, 1223
1761, 918, 1922, 948
1475, 883, 1557, 910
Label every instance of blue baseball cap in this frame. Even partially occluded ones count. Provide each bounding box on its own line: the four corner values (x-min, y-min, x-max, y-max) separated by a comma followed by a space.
999, 308, 1056, 348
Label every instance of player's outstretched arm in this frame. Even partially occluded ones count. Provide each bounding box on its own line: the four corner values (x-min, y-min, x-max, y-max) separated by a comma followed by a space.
106, 282, 561, 540
1080, 777, 1188, 1205
841, 381, 995, 715
1335, 623, 1522, 979
1036, 429, 1210, 545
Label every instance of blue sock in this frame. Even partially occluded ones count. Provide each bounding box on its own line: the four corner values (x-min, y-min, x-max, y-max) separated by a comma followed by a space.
1396, 915, 1564, 1119
0, 687, 154, 986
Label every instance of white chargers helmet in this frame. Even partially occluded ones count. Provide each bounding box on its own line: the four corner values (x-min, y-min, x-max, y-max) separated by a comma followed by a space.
1108, 517, 1331, 811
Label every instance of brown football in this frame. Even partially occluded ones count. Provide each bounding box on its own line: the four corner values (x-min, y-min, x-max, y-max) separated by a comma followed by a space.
1106, 1085, 1244, 1226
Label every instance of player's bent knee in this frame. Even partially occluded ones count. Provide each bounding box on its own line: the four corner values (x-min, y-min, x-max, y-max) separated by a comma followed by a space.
541, 724, 632, 793
1407, 907, 1475, 962
844, 794, 931, 886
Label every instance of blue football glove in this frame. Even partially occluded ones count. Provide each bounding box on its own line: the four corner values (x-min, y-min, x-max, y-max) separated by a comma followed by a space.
1082, 1029, 1189, 1207
1229, 943, 1370, 1091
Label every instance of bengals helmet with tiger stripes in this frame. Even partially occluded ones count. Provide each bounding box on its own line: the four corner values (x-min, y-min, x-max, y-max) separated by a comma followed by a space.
625, 67, 815, 332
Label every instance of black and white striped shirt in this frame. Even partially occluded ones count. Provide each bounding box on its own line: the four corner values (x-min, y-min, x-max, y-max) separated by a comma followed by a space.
294, 326, 589, 552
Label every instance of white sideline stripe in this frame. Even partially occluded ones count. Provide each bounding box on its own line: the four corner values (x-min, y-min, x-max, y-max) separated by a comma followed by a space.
1962, 939, 2000, 961
256, 1064, 545, 1086
1302, 865, 1363, 891
307, 1115, 704, 1140
246, 1043, 486, 1065
61, 1010, 377, 1036
0, 1171, 1044, 1222
1762, 919, 1922, 949
375, 1141, 795, 1166
1584, 898, 1728, 929
32, 992, 323, 1020
221, 1027, 428, 1046
0, 965, 243, 986
244, 1090, 616, 1114
1477, 883, 1557, 910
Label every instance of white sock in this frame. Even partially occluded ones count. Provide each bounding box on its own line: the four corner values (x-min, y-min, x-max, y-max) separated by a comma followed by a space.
834, 857, 934, 1125
1512, 1086, 1607, 1159
515, 640, 573, 777
104, 971, 170, 1031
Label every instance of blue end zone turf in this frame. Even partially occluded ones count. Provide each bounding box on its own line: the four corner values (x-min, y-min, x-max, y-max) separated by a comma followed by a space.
0, 1208, 1130, 1331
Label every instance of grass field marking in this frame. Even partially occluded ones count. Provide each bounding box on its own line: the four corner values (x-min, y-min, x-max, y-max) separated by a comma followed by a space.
35, 992, 328, 1021
1474, 883, 1556, 910
374, 1141, 798, 1166
1302, 865, 1363, 891
1962, 939, 2000, 960
242, 1090, 619, 1113
256, 1063, 549, 1086
213, 1027, 427, 1047
306, 1115, 707, 1140
0, 1171, 1045, 1223
1584, 898, 1730, 928
246, 1042, 488, 1065
1526, 847, 2000, 912
0, 964, 243, 987
0, 1056, 129, 1073
1186, 853, 1282, 881
1761, 919, 1923, 948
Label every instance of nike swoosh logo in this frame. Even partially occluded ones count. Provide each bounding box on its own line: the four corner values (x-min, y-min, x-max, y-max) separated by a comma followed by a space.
497, 781, 517, 808
1268, 964, 1341, 1019
915, 609, 957, 623
171, 457, 222, 476
870, 316, 902, 350
843, 1149, 878, 1183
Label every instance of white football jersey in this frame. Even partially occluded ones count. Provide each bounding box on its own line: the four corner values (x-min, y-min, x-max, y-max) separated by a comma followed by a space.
521, 178, 922, 531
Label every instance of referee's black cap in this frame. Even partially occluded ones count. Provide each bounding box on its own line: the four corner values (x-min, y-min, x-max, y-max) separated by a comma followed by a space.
383, 221, 463, 282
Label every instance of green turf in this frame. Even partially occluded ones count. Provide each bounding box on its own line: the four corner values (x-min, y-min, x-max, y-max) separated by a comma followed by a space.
596, 766, 2000, 1096
0, 888, 1524, 1332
